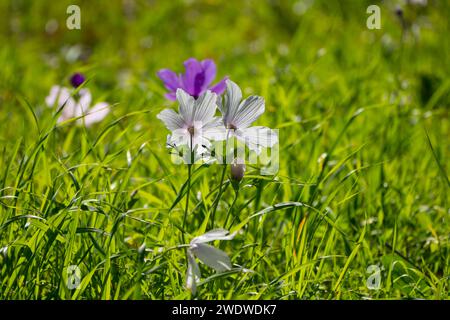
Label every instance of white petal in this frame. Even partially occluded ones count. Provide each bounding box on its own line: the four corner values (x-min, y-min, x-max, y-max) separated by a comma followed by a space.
46, 85, 61, 107
176, 88, 195, 125
58, 88, 74, 107
157, 109, 185, 131
221, 80, 242, 125
167, 128, 190, 147
193, 90, 217, 124
191, 229, 236, 244
78, 89, 92, 110
47, 86, 74, 111
186, 250, 201, 294
190, 243, 232, 272
236, 126, 278, 154
233, 96, 265, 129
57, 98, 77, 123
202, 117, 227, 141
83, 102, 110, 127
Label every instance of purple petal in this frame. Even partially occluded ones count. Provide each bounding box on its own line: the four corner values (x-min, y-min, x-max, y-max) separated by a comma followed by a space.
181, 58, 203, 96
157, 69, 180, 91
164, 92, 177, 101
201, 59, 217, 87
209, 76, 229, 95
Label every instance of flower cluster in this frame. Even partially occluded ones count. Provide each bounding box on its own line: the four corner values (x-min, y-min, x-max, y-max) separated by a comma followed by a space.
46, 73, 110, 127
157, 79, 278, 163
156, 59, 280, 293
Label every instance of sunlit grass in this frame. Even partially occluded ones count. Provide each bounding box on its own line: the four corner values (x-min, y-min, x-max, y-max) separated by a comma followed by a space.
0, 0, 448, 299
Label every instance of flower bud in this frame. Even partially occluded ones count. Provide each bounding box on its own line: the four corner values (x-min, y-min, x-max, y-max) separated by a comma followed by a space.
230, 160, 246, 181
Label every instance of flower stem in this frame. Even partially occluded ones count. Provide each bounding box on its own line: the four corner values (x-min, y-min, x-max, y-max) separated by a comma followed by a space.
211, 164, 227, 228
183, 164, 192, 239
224, 190, 238, 229
182, 137, 194, 244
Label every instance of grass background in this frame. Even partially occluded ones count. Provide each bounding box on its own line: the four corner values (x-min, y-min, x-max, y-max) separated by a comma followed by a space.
0, 0, 449, 299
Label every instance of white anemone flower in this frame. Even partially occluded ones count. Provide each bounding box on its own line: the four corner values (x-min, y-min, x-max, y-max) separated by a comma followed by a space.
157, 88, 226, 156
46, 85, 110, 127
186, 229, 236, 294
218, 80, 278, 154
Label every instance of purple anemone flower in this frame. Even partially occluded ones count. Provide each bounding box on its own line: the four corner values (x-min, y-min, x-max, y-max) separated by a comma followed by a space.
157, 58, 228, 101
70, 73, 85, 88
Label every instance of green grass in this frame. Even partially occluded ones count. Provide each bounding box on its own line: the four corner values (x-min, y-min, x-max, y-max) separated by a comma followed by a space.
0, 0, 449, 299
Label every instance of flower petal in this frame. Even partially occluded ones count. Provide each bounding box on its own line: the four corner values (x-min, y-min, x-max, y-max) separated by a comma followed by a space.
164, 92, 177, 101
233, 95, 265, 129
202, 117, 227, 142
190, 243, 232, 272
157, 69, 180, 91
236, 126, 278, 154
209, 76, 228, 96
201, 59, 217, 87
157, 108, 185, 131
186, 250, 201, 295
176, 88, 195, 125
78, 89, 92, 111
191, 229, 236, 244
83, 102, 110, 127
46, 85, 62, 107
193, 90, 217, 124
57, 98, 77, 123
181, 58, 203, 96
167, 129, 190, 147
220, 80, 242, 126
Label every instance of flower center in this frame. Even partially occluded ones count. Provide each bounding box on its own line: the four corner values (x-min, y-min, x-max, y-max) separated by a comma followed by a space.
188, 126, 195, 135
70, 73, 85, 88
227, 123, 237, 130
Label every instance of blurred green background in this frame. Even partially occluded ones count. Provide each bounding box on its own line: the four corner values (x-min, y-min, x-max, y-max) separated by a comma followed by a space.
0, 0, 448, 299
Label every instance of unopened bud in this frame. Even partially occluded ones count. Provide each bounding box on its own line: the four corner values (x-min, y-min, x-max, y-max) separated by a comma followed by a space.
230, 160, 246, 181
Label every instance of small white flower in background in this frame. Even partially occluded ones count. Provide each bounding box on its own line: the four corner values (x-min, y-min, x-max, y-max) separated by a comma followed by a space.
186, 229, 236, 294
157, 89, 226, 157
407, 0, 427, 6
218, 80, 278, 154
46, 73, 110, 127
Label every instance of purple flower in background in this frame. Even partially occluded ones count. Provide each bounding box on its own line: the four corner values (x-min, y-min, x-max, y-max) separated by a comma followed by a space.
157, 58, 228, 101
70, 72, 85, 88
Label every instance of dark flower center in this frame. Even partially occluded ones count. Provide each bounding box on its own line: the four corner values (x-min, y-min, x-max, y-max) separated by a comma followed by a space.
227, 123, 237, 130
70, 73, 85, 88
188, 126, 195, 135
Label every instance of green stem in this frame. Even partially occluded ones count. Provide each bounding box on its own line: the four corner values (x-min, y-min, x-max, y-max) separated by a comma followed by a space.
224, 190, 238, 229
183, 164, 192, 237
211, 164, 227, 228
182, 136, 194, 244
